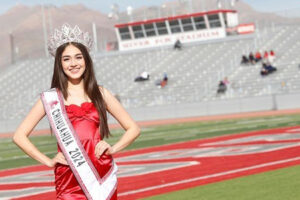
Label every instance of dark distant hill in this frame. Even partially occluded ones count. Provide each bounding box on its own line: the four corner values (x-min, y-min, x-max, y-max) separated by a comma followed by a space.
0, 4, 116, 68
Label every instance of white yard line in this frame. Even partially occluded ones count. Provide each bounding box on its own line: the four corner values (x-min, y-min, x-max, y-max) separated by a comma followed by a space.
119, 157, 300, 196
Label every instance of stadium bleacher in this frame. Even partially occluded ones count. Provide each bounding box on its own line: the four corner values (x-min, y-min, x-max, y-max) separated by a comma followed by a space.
0, 25, 299, 125
213, 25, 300, 100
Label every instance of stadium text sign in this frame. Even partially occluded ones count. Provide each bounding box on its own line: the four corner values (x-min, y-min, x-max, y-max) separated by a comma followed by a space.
119, 28, 226, 51
237, 23, 255, 34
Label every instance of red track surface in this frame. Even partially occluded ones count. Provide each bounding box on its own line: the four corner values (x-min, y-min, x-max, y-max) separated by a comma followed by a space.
1, 126, 300, 199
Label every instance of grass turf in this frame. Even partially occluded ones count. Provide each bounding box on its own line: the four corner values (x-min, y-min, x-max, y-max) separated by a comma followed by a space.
1, 114, 300, 170
142, 164, 300, 200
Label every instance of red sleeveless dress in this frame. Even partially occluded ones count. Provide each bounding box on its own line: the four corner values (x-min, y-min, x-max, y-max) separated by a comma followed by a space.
54, 102, 117, 200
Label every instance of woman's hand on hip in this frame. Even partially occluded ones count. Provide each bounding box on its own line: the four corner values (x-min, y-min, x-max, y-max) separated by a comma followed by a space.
95, 141, 114, 158
48, 152, 68, 167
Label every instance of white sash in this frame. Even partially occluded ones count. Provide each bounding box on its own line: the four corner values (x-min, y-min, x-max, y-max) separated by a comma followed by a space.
41, 88, 117, 200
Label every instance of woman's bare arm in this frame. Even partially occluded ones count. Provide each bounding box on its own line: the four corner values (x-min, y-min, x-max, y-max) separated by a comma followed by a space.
96, 87, 140, 156
13, 98, 67, 167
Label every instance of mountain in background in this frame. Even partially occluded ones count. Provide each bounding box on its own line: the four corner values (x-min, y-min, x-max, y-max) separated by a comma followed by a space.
127, 0, 300, 26
0, 4, 116, 68
0, 0, 299, 68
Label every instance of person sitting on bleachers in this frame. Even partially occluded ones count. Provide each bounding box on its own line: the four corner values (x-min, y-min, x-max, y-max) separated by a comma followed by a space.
260, 63, 277, 76
260, 67, 268, 76
241, 55, 249, 65
263, 51, 269, 63
223, 77, 229, 86
255, 51, 262, 62
249, 52, 256, 64
134, 71, 150, 82
268, 50, 276, 63
264, 63, 277, 73
161, 72, 168, 88
155, 72, 168, 88
174, 39, 182, 50
160, 79, 167, 88
217, 80, 227, 94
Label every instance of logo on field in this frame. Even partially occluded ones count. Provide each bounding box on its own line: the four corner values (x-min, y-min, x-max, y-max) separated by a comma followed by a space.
1, 127, 300, 199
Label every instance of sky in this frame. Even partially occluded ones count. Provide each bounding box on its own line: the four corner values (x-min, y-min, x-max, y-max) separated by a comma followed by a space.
0, 0, 299, 15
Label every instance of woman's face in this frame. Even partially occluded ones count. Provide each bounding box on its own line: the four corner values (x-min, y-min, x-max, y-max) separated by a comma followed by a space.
61, 44, 86, 81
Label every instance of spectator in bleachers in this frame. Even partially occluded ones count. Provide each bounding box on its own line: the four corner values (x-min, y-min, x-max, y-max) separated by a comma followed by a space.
217, 77, 229, 94
255, 51, 262, 62
155, 72, 168, 88
268, 50, 276, 63
241, 55, 249, 65
174, 39, 182, 50
270, 50, 275, 57
260, 66, 268, 76
161, 72, 168, 88
260, 63, 277, 76
263, 51, 269, 63
134, 71, 150, 82
217, 80, 227, 94
265, 63, 277, 73
160, 79, 167, 88
223, 77, 229, 85
163, 72, 168, 82
249, 52, 256, 64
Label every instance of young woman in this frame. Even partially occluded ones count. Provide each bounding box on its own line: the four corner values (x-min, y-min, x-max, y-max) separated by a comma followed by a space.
13, 24, 140, 200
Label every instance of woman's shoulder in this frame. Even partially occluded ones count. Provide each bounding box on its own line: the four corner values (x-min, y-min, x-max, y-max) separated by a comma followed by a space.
98, 85, 109, 95
98, 85, 115, 99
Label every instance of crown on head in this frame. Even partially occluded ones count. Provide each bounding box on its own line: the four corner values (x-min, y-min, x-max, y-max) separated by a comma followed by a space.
48, 23, 93, 56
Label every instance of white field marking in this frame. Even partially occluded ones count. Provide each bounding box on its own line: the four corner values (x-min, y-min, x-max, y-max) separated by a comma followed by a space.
127, 117, 289, 142
0, 143, 55, 154
0, 138, 13, 143
197, 124, 259, 134
136, 121, 258, 141
137, 124, 259, 142
236, 117, 290, 125
200, 133, 300, 146
119, 157, 300, 196
287, 128, 300, 133
0, 187, 54, 200
0, 163, 47, 173
166, 133, 197, 140
118, 161, 199, 178
0, 151, 55, 161
0, 138, 55, 145
132, 130, 199, 142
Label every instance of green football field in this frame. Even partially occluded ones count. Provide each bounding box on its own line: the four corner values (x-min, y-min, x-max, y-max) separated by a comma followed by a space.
1, 113, 300, 199
143, 164, 300, 200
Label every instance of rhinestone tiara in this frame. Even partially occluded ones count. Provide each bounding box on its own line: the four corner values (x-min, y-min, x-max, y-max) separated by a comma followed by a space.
48, 23, 93, 56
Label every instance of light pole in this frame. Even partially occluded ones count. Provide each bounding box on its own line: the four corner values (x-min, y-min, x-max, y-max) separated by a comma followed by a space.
92, 23, 98, 52
9, 32, 15, 64
41, 3, 49, 57
108, 3, 120, 21
127, 6, 133, 22
160, 4, 167, 18
179, 0, 193, 13
217, 0, 238, 9
48, 7, 53, 35
217, 0, 222, 9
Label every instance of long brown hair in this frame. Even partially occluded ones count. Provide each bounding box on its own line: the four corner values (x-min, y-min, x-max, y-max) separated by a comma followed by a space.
51, 42, 110, 139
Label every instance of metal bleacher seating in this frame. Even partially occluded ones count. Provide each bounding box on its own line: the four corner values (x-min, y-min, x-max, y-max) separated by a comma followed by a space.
0, 25, 299, 122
